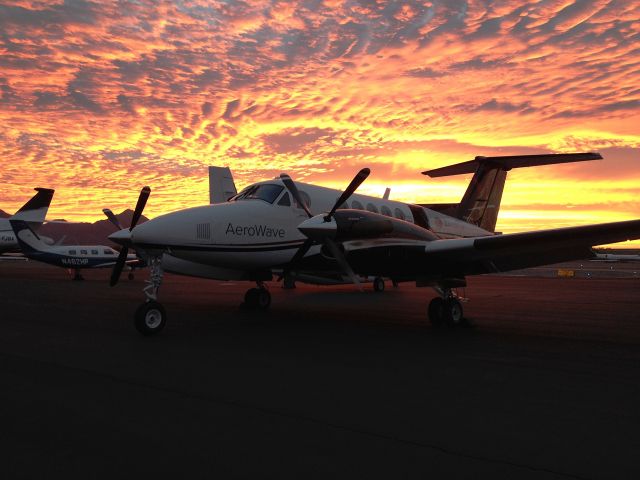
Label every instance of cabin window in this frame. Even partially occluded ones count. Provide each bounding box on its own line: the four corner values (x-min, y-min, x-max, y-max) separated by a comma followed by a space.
69, 249, 77, 255
351, 200, 364, 210
104, 249, 114, 255
91, 249, 99, 255
80, 250, 88, 255
366, 203, 378, 213
277, 192, 291, 206
381, 206, 392, 217
394, 208, 406, 220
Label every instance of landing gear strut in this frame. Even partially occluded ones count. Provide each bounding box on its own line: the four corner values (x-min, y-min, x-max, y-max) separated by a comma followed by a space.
428, 288, 464, 327
135, 256, 166, 335
282, 273, 296, 289
244, 281, 271, 310
70, 268, 84, 281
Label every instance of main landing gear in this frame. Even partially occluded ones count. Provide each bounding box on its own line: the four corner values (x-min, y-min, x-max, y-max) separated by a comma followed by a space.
70, 268, 84, 281
243, 282, 271, 310
373, 276, 385, 292
134, 256, 166, 336
428, 288, 465, 327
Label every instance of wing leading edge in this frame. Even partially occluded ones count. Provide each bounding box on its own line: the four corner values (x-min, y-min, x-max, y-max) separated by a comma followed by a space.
422, 219, 640, 275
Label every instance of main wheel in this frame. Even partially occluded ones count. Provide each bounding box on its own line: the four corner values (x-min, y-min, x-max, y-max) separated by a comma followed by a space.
428, 297, 445, 326
257, 288, 271, 309
373, 276, 385, 292
128, 272, 135, 281
134, 301, 167, 336
443, 298, 464, 326
244, 288, 271, 310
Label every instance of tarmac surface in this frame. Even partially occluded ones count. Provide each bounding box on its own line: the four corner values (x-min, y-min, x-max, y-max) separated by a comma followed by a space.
1, 261, 639, 479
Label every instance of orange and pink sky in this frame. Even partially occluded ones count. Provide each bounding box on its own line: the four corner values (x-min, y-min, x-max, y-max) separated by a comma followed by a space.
0, 1, 638, 242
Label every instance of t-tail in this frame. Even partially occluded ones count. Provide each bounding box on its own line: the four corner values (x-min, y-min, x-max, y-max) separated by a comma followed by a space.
422, 152, 602, 232
11, 187, 55, 225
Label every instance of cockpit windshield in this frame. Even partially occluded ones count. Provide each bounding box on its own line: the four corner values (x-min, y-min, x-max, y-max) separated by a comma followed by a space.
229, 184, 284, 204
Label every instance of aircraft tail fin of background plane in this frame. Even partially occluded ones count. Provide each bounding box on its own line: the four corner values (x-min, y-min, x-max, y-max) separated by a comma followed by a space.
9, 220, 48, 255
209, 166, 237, 204
11, 187, 55, 224
422, 152, 602, 233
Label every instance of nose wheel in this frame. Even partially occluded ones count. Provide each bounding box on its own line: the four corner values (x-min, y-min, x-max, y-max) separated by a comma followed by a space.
135, 301, 167, 335
133, 256, 166, 335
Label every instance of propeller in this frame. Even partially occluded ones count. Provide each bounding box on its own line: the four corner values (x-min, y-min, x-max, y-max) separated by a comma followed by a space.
102, 208, 123, 230
324, 168, 369, 222
280, 169, 370, 290
110, 186, 150, 287
279, 174, 312, 218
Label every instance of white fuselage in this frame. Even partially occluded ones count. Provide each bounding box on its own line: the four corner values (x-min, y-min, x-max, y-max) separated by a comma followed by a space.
0, 219, 18, 252
128, 178, 491, 281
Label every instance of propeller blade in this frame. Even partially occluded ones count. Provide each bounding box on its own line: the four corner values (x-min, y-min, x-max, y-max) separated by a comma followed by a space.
289, 238, 315, 266
325, 168, 370, 221
324, 238, 362, 291
102, 208, 123, 230
280, 174, 312, 218
110, 246, 129, 287
130, 186, 151, 230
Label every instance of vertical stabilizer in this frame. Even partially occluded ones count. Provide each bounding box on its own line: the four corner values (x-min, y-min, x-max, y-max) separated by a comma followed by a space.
423, 153, 602, 232
209, 167, 237, 204
11, 188, 55, 225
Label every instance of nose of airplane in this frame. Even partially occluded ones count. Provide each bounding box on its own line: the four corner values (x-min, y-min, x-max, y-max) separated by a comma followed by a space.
108, 228, 132, 246
130, 214, 172, 247
129, 207, 213, 248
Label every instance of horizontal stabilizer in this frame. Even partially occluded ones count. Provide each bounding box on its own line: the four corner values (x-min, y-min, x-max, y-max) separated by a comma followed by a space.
423, 152, 602, 177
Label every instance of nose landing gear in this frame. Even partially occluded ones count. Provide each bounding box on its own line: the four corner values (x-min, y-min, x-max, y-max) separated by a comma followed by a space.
134, 256, 166, 335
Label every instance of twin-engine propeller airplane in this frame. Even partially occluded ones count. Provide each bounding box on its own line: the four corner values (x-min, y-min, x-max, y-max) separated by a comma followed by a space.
108, 152, 640, 336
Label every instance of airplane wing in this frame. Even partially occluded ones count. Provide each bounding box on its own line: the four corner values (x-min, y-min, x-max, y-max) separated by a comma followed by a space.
0, 253, 27, 261
345, 219, 640, 279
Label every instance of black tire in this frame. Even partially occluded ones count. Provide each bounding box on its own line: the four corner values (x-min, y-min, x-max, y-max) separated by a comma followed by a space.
443, 298, 464, 326
373, 277, 385, 292
428, 297, 445, 326
128, 272, 135, 281
244, 288, 271, 310
244, 288, 260, 309
257, 289, 271, 309
134, 301, 167, 336
283, 275, 296, 289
